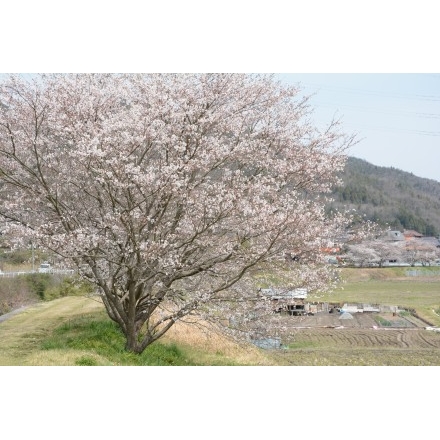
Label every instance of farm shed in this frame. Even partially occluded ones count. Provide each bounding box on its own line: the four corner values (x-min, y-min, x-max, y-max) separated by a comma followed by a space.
363, 304, 380, 313
379, 305, 399, 314
260, 287, 308, 300
260, 289, 332, 316
342, 303, 380, 313
286, 303, 306, 316
282, 301, 329, 316
306, 302, 329, 314
260, 287, 308, 313
342, 303, 363, 313
383, 230, 405, 242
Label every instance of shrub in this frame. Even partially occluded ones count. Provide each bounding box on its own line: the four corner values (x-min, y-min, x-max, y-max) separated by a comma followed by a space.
1, 272, 95, 316
24, 273, 94, 301
0, 249, 50, 268
0, 277, 40, 315
24, 273, 52, 300
57, 276, 94, 297
0, 249, 32, 265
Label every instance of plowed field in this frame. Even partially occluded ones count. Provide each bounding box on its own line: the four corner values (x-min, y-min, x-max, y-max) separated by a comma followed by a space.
264, 311, 440, 365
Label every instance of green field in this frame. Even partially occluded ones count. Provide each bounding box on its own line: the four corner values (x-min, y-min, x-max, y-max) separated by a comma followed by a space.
314, 267, 440, 326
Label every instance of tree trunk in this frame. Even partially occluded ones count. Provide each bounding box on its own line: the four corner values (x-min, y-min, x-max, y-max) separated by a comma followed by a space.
124, 319, 142, 353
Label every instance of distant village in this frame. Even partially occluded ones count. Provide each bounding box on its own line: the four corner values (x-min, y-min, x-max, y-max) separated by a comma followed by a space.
260, 228, 440, 316
325, 229, 440, 268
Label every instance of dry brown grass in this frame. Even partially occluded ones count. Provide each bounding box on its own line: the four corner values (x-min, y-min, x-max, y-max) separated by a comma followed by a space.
161, 317, 281, 365
26, 349, 114, 366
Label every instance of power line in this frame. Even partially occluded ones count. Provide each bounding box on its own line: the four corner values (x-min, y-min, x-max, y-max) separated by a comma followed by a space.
298, 82, 440, 102
342, 122, 440, 137
313, 101, 440, 120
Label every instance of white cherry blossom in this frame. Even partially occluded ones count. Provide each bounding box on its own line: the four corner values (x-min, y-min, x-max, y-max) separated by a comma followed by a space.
0, 73, 359, 353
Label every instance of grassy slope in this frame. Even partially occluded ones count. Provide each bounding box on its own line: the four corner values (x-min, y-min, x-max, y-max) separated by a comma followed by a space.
0, 296, 279, 366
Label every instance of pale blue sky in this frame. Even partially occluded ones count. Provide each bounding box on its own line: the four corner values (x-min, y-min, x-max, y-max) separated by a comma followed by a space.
279, 74, 440, 182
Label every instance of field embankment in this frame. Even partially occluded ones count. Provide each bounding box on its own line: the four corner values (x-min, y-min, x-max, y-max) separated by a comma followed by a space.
0, 296, 279, 366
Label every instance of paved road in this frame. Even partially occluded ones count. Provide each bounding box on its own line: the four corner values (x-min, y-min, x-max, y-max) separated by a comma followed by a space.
0, 306, 30, 324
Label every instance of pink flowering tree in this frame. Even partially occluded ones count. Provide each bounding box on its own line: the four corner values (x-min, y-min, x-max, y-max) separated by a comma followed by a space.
0, 73, 356, 353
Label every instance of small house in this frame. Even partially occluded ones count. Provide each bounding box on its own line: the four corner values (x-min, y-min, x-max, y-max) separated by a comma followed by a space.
383, 230, 405, 242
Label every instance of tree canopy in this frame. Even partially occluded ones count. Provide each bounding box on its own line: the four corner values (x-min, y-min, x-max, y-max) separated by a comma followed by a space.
0, 73, 356, 353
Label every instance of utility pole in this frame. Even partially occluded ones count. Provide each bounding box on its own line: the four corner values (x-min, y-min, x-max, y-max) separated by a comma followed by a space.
32, 241, 35, 272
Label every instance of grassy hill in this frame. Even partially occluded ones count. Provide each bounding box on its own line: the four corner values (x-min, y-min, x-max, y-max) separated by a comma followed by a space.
0, 296, 280, 366
329, 157, 440, 236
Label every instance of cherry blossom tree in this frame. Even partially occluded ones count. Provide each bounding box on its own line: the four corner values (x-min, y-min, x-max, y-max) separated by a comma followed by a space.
344, 241, 380, 267
345, 238, 410, 267
405, 239, 440, 266
0, 73, 357, 353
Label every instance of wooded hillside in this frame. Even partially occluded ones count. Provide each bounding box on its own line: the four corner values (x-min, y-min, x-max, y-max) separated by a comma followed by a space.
329, 157, 440, 236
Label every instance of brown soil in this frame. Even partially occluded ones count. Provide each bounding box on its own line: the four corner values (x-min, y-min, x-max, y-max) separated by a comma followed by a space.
263, 310, 440, 359
284, 311, 416, 329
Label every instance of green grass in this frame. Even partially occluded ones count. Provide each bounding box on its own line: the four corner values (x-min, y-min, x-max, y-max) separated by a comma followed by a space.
374, 316, 392, 327
40, 314, 201, 365
0, 296, 274, 366
286, 340, 320, 349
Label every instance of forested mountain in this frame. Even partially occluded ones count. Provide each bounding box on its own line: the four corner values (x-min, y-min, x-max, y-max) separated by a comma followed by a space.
329, 157, 440, 236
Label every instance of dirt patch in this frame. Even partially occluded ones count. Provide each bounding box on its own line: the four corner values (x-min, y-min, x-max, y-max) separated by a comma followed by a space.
283, 327, 440, 350
278, 310, 420, 329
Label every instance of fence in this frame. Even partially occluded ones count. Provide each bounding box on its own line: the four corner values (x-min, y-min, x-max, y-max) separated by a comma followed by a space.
0, 269, 75, 278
